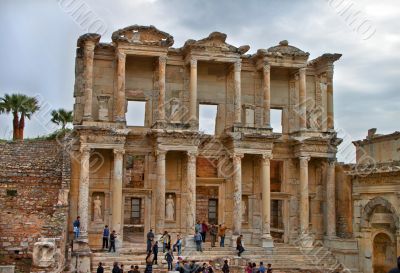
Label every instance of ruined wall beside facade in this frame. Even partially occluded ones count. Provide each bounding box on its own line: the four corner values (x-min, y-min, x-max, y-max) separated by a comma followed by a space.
0, 140, 71, 273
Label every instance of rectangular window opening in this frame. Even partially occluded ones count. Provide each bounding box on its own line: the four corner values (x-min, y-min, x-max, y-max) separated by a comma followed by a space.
271, 108, 283, 133
131, 198, 141, 224
126, 101, 146, 126
199, 104, 218, 135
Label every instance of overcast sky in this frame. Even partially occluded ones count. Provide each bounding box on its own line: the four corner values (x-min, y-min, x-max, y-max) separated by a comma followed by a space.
0, 0, 399, 162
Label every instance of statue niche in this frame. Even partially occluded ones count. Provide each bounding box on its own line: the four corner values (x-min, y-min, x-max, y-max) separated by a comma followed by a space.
165, 194, 176, 221
92, 193, 105, 222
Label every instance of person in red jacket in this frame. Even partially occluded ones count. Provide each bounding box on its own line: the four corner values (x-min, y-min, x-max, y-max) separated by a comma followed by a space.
201, 220, 209, 242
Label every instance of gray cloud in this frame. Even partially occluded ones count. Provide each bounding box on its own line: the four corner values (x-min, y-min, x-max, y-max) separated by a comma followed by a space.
0, 0, 399, 162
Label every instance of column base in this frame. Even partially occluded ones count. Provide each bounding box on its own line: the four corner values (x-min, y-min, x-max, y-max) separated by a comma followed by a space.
298, 233, 314, 248
261, 234, 274, 249
183, 235, 196, 250
71, 238, 91, 273
231, 234, 239, 248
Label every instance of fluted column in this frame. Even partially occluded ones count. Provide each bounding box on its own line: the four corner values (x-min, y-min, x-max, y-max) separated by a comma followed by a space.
299, 68, 307, 130
326, 158, 336, 237
158, 56, 167, 121
232, 153, 244, 235
263, 64, 271, 127
186, 151, 197, 233
261, 154, 274, 248
115, 49, 126, 122
112, 148, 124, 245
327, 69, 334, 129
155, 150, 166, 234
82, 42, 96, 120
299, 156, 310, 234
78, 145, 91, 236
234, 61, 242, 124
189, 58, 198, 122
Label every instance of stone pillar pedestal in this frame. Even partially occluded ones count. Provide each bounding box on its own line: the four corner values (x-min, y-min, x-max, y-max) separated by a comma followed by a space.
71, 238, 91, 273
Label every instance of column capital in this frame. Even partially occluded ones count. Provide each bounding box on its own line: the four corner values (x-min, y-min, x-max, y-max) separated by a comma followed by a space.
80, 145, 91, 155
234, 60, 242, 72
190, 58, 197, 68
159, 55, 167, 65
299, 67, 307, 74
299, 156, 311, 167
231, 153, 244, 161
113, 148, 125, 156
262, 63, 271, 73
186, 150, 198, 159
156, 150, 167, 159
116, 50, 126, 61
261, 153, 273, 164
327, 158, 336, 166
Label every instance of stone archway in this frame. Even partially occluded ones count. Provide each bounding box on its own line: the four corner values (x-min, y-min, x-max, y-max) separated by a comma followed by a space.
373, 232, 395, 273
362, 197, 399, 229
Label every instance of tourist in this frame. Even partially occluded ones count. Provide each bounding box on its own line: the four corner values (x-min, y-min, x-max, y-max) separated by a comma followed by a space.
195, 220, 202, 234
128, 265, 135, 273
186, 260, 199, 273
152, 241, 158, 265
201, 220, 209, 242
236, 234, 245, 257
165, 249, 174, 271
160, 230, 171, 253
109, 230, 117, 252
102, 225, 109, 250
252, 262, 258, 273
133, 265, 140, 273
73, 216, 80, 239
388, 257, 400, 273
175, 260, 185, 273
222, 260, 229, 273
96, 262, 104, 273
258, 262, 266, 273
146, 229, 154, 252
112, 262, 120, 273
145, 251, 153, 273
266, 263, 272, 273
209, 224, 217, 247
120, 264, 124, 273
206, 261, 214, 273
218, 224, 227, 247
245, 262, 252, 273
173, 234, 182, 256
194, 231, 203, 252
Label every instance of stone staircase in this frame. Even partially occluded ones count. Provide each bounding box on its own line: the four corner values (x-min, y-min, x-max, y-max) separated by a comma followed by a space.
91, 242, 344, 273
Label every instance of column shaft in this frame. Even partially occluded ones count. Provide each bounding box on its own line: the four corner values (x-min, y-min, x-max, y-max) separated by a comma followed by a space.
263, 64, 271, 127
155, 151, 166, 234
186, 152, 197, 234
326, 159, 336, 237
112, 149, 124, 238
158, 56, 167, 121
299, 68, 307, 130
234, 61, 242, 124
189, 59, 198, 121
83, 42, 95, 120
299, 156, 310, 234
327, 69, 334, 129
78, 146, 91, 234
261, 155, 271, 236
232, 154, 243, 235
115, 50, 126, 122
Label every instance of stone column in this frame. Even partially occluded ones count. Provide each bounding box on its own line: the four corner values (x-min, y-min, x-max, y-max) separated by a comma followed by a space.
299, 156, 310, 235
327, 69, 334, 129
112, 148, 124, 246
298, 68, 307, 130
234, 61, 242, 124
184, 151, 197, 250
158, 56, 167, 122
326, 158, 336, 237
82, 41, 96, 121
155, 150, 166, 235
232, 153, 244, 235
189, 58, 198, 122
115, 49, 126, 122
78, 145, 91, 236
261, 154, 274, 248
262, 64, 271, 127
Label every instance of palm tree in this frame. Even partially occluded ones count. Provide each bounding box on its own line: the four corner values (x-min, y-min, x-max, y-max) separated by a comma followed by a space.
51, 108, 73, 130
0, 93, 40, 140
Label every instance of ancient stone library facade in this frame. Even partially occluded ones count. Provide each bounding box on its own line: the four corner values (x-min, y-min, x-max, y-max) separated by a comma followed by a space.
0, 25, 399, 273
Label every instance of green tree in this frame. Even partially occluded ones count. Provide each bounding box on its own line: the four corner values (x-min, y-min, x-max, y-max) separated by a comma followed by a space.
0, 93, 40, 140
51, 108, 73, 130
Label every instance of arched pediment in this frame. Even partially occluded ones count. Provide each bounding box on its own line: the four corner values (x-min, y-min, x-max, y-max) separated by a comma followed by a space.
362, 197, 399, 229
111, 25, 174, 47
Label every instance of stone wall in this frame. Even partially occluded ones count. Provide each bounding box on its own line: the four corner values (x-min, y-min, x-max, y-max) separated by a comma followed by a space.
0, 139, 71, 273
